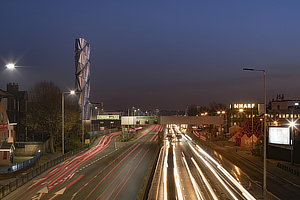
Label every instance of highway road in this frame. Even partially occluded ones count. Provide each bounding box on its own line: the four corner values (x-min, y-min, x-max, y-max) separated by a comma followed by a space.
3, 125, 163, 200
191, 129, 300, 200
153, 125, 256, 200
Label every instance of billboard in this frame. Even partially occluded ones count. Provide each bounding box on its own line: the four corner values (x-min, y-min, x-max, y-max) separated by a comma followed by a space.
269, 127, 290, 145
97, 115, 119, 120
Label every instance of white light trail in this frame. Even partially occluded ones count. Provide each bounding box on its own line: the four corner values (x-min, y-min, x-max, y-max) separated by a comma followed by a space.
191, 144, 256, 200
163, 140, 169, 200
189, 143, 239, 200
182, 155, 204, 200
191, 157, 218, 200
173, 144, 183, 200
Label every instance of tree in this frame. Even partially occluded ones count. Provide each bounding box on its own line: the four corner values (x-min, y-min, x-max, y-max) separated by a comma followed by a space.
26, 80, 80, 153
186, 105, 200, 116
210, 101, 227, 115
239, 117, 263, 138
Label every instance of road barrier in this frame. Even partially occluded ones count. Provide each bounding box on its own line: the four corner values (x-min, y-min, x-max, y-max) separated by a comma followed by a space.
277, 162, 300, 176
0, 146, 88, 199
0, 150, 43, 173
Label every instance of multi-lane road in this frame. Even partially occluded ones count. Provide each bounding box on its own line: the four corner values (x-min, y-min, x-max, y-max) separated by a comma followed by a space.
4, 125, 164, 200
6, 123, 298, 200
151, 125, 256, 200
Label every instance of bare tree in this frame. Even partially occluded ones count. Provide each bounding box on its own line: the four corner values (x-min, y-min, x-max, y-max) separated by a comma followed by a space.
210, 101, 227, 115
26, 81, 80, 153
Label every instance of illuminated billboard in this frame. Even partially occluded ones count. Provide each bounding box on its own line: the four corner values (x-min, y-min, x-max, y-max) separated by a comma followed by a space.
97, 115, 119, 120
269, 127, 290, 145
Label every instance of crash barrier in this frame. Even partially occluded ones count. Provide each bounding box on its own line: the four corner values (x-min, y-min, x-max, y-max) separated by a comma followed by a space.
277, 162, 300, 176
0, 146, 88, 199
0, 150, 43, 173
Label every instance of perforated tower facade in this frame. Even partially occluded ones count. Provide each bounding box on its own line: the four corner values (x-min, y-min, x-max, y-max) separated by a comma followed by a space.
75, 38, 90, 120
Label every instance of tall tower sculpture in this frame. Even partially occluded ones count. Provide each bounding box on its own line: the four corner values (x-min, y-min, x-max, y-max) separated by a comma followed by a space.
75, 38, 90, 120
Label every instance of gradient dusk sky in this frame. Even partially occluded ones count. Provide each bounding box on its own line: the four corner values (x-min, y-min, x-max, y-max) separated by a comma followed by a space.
1, 1, 300, 110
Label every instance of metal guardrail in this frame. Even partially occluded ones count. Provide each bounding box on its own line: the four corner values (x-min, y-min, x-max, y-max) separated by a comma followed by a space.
277, 162, 300, 176
0, 150, 43, 173
0, 146, 88, 199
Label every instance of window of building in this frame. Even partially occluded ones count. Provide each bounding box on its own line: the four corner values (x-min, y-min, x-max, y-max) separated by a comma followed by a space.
271, 114, 274, 118
286, 114, 289, 118
3, 151, 8, 160
277, 105, 280, 110
291, 114, 293, 118
279, 114, 282, 118
283, 114, 285, 118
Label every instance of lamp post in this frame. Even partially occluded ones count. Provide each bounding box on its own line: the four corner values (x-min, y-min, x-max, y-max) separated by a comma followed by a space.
62, 90, 75, 155
243, 68, 267, 195
81, 92, 84, 147
251, 106, 254, 155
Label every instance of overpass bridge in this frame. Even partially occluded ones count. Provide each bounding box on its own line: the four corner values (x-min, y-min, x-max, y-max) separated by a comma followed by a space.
121, 115, 224, 133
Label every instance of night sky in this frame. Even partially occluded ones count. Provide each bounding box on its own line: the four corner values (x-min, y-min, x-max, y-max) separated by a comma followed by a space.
1, 1, 300, 111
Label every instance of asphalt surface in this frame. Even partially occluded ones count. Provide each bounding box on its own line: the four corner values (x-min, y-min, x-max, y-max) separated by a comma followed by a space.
2, 126, 161, 200
195, 136, 300, 200
151, 134, 256, 199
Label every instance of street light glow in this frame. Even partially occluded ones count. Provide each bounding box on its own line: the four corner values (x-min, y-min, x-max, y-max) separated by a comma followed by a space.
70, 90, 75, 94
290, 121, 295, 127
6, 63, 15, 69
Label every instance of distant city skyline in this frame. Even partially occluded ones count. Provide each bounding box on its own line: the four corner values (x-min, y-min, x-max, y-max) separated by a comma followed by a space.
1, 1, 300, 110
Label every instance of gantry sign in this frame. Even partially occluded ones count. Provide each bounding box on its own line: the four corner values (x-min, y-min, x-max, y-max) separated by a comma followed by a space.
75, 38, 91, 120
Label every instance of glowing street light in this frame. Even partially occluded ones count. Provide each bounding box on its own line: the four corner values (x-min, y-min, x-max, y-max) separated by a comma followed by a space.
6, 63, 15, 69
289, 121, 295, 128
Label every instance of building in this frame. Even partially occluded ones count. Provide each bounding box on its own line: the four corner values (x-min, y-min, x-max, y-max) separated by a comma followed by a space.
6, 83, 28, 142
75, 38, 91, 120
266, 94, 300, 164
227, 95, 300, 164
0, 89, 15, 166
267, 94, 300, 127
228, 103, 262, 127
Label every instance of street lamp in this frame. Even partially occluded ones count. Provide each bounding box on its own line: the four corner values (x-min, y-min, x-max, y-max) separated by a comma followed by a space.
243, 68, 267, 195
62, 90, 76, 155
289, 120, 296, 164
6, 63, 15, 69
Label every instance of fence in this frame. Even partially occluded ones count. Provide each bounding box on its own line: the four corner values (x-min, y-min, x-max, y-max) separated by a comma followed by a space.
0, 138, 51, 173
0, 150, 42, 173
0, 146, 88, 199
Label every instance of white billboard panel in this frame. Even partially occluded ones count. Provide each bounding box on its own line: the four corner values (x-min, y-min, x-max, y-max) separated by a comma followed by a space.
97, 115, 119, 120
269, 127, 290, 145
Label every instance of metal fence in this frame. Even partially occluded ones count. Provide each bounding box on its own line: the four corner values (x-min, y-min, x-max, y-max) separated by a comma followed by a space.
0, 150, 43, 173
0, 146, 88, 199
